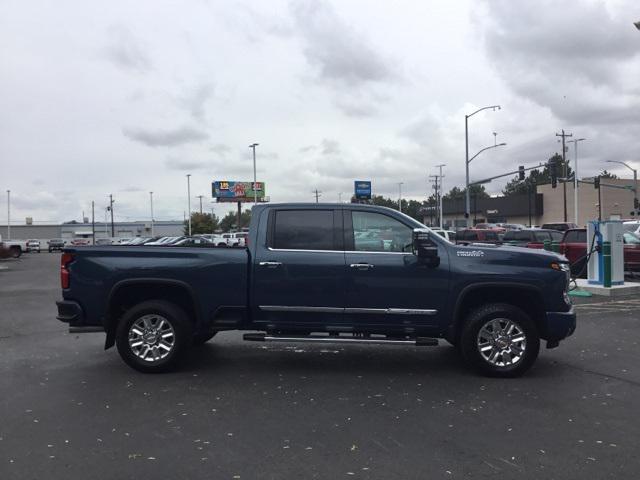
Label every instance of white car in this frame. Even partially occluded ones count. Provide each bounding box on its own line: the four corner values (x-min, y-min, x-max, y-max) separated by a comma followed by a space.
0, 236, 28, 257
27, 239, 41, 253
145, 236, 180, 246
431, 229, 456, 242
624, 220, 640, 235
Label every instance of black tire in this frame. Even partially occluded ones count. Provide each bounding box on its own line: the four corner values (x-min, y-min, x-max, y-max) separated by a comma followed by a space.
193, 332, 217, 345
10, 247, 21, 258
460, 303, 540, 378
116, 300, 192, 373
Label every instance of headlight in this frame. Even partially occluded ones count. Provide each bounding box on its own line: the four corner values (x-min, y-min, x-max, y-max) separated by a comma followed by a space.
550, 262, 570, 273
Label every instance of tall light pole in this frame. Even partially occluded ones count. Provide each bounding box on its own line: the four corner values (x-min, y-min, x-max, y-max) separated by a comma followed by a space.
435, 164, 446, 229
249, 143, 259, 204
6, 190, 10, 241
606, 159, 638, 216
567, 138, 586, 225
398, 182, 404, 212
186, 174, 192, 236
465, 105, 501, 227
149, 191, 154, 237
197, 195, 204, 214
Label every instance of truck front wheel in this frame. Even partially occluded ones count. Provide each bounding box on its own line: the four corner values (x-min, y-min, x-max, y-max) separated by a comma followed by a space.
116, 300, 192, 373
460, 303, 540, 378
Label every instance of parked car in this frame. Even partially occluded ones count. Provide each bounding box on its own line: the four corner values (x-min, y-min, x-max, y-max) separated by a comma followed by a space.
26, 239, 41, 253
0, 237, 28, 257
145, 236, 181, 246
497, 223, 526, 231
456, 229, 503, 245
212, 232, 246, 247
542, 222, 578, 232
95, 238, 113, 246
171, 237, 214, 247
431, 229, 456, 242
70, 238, 91, 246
623, 220, 640, 235
48, 239, 66, 252
56, 203, 575, 378
502, 229, 563, 248
560, 228, 640, 276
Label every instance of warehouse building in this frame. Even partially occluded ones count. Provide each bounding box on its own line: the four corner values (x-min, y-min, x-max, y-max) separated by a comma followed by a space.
0, 221, 184, 242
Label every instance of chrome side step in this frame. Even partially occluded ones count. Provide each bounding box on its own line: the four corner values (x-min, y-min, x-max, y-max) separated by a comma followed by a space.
243, 333, 438, 346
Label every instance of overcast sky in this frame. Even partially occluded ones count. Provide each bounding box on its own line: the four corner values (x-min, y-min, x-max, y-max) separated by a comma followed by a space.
1, 0, 639, 224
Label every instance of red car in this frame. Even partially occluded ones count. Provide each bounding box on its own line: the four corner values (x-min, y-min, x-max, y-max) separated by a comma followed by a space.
560, 228, 640, 276
456, 229, 503, 245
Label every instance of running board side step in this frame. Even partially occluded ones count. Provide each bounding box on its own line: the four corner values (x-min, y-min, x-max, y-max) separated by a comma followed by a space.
243, 333, 438, 346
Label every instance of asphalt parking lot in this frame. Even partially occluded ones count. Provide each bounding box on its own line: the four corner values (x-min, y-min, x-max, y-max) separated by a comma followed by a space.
1, 254, 640, 479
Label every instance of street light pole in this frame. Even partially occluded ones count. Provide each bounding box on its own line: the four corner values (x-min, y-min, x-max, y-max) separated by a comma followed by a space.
567, 138, 586, 225
109, 194, 115, 237
398, 182, 404, 212
149, 192, 154, 237
435, 164, 446, 229
6, 190, 10, 241
186, 174, 192, 236
606, 160, 639, 216
465, 105, 501, 227
249, 143, 259, 204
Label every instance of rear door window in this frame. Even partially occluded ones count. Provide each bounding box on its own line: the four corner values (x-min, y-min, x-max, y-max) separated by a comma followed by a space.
272, 210, 335, 250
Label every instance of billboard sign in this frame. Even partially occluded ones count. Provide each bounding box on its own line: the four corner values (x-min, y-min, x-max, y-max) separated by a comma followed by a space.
212, 181, 266, 202
354, 180, 372, 200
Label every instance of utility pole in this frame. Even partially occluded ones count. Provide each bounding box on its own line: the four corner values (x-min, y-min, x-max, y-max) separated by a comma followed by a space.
338, 192, 343, 203
429, 175, 440, 227
555, 129, 572, 222
6, 190, 10, 241
149, 192, 154, 237
186, 174, 192, 236
312, 189, 322, 203
109, 194, 115, 237
398, 182, 404, 212
249, 143, 259, 204
197, 195, 204, 214
91, 201, 95, 245
435, 164, 446, 229
568, 138, 586, 225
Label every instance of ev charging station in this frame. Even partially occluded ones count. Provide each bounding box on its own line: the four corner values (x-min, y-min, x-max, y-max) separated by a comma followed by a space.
587, 220, 625, 286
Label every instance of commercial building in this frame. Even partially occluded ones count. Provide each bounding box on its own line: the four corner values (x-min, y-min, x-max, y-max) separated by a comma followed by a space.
0, 221, 184, 242
426, 177, 638, 229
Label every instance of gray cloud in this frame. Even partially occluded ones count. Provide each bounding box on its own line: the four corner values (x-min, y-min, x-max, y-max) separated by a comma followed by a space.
210, 143, 231, 155
320, 139, 340, 155
103, 25, 151, 73
290, 0, 396, 86
164, 156, 210, 171
478, 0, 640, 126
119, 186, 143, 192
179, 83, 215, 122
123, 125, 209, 147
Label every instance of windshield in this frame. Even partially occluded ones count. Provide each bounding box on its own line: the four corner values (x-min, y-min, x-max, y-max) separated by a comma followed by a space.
624, 232, 640, 245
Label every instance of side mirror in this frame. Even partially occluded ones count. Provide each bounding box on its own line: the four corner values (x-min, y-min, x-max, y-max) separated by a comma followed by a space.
413, 228, 440, 267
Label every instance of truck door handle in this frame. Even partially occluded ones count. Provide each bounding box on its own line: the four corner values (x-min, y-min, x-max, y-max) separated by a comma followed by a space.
259, 261, 282, 268
350, 263, 374, 270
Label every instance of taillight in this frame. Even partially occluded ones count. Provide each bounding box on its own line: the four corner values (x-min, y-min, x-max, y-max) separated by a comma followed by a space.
61, 252, 74, 289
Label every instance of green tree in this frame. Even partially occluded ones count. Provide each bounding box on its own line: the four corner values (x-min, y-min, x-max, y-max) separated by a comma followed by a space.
183, 212, 219, 235
218, 209, 252, 232
502, 153, 572, 196
443, 184, 490, 201
599, 169, 618, 179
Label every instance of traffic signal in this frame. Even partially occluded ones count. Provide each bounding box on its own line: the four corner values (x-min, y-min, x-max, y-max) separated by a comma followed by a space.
594, 176, 600, 189
635, 197, 639, 209
518, 165, 525, 181
549, 160, 557, 188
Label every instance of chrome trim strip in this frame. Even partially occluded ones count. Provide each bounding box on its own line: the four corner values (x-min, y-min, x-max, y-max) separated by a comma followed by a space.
259, 306, 437, 315
259, 305, 343, 313
345, 307, 437, 315
266, 247, 412, 255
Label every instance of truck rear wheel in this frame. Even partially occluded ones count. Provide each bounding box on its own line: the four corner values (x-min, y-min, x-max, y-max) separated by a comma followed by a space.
116, 300, 192, 373
10, 246, 21, 258
460, 303, 539, 378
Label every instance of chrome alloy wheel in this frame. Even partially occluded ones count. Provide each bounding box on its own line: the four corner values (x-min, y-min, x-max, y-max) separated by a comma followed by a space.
128, 314, 175, 363
476, 318, 526, 367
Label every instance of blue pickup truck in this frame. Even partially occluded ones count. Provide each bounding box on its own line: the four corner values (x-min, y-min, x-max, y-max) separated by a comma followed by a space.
56, 203, 576, 377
